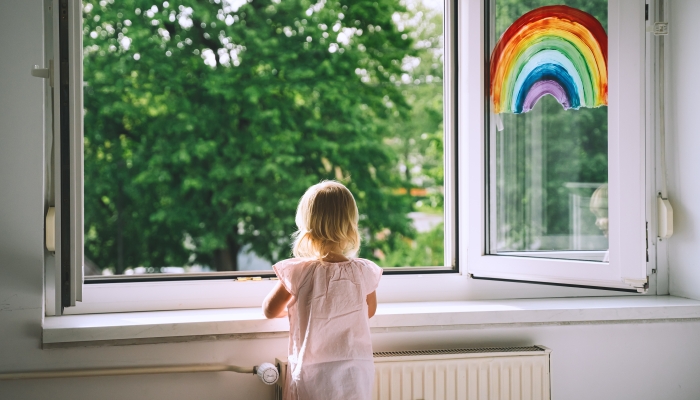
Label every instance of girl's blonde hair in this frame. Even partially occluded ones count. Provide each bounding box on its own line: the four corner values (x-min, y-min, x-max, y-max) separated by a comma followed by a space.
292, 180, 361, 259
589, 183, 608, 218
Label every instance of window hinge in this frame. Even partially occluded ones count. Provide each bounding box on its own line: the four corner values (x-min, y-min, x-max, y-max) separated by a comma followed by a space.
647, 22, 669, 35
623, 278, 648, 293
30, 60, 54, 87
658, 194, 674, 239
46, 207, 56, 252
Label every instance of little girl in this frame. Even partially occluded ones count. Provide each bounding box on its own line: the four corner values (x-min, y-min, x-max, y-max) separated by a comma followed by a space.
263, 180, 383, 400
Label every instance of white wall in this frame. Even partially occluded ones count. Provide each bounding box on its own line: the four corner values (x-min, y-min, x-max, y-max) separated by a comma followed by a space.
667, 0, 700, 301
3, 323, 700, 400
2, 1, 700, 399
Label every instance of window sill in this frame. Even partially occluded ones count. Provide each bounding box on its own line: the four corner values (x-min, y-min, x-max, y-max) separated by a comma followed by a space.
43, 296, 700, 348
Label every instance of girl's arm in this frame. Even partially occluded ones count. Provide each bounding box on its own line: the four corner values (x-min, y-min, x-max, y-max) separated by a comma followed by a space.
366, 291, 377, 318
263, 281, 292, 319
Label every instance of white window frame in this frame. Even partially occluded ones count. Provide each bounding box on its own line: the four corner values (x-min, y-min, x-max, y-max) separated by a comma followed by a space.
47, 0, 664, 317
48, 0, 465, 316
46, 0, 84, 316
463, 0, 653, 293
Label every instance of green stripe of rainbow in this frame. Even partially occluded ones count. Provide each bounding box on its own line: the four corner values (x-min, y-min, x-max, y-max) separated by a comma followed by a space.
490, 5, 608, 114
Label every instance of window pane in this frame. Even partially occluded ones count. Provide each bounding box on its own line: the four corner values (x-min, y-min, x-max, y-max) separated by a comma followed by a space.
489, 0, 608, 262
82, 0, 444, 276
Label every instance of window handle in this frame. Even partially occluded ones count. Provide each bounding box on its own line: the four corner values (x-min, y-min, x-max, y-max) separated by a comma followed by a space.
31, 60, 53, 87
31, 65, 49, 78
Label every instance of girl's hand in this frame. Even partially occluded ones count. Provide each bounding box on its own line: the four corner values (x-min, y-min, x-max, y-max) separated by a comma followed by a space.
263, 281, 292, 319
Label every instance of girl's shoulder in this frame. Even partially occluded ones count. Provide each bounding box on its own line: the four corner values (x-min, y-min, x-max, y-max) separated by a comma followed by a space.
272, 258, 317, 296
273, 257, 318, 272
351, 258, 383, 294
273, 257, 331, 273
274, 257, 380, 270
347, 258, 383, 277
273, 257, 309, 267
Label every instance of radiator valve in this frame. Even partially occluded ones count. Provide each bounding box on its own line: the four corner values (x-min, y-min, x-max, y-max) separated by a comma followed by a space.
254, 363, 279, 385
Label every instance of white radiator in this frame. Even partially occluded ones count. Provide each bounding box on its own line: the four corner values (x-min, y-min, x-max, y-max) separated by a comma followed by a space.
275, 345, 551, 400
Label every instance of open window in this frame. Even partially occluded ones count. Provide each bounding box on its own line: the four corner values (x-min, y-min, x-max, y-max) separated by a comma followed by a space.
46, 0, 656, 316
462, 0, 649, 292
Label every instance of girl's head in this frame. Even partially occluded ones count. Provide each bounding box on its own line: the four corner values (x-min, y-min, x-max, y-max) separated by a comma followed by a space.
292, 180, 361, 259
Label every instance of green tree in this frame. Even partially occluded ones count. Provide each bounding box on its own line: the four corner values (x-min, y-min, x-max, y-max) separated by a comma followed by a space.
373, 1, 445, 267
386, 1, 444, 204
381, 223, 444, 267
83, 0, 417, 272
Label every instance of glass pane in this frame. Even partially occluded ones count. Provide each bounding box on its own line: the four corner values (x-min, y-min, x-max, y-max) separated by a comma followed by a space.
489, 0, 608, 262
82, 0, 444, 277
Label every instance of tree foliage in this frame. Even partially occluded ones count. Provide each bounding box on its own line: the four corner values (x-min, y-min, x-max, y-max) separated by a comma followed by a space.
83, 0, 436, 272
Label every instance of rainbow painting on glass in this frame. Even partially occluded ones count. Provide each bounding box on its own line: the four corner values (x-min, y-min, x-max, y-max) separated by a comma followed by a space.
490, 5, 608, 114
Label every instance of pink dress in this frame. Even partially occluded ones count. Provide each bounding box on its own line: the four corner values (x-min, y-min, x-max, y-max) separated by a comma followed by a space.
273, 258, 383, 400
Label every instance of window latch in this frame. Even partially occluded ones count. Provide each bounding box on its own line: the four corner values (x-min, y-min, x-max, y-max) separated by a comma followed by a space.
647, 22, 669, 36
30, 60, 54, 87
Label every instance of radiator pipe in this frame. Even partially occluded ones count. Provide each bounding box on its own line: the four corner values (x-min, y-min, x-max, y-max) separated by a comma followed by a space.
0, 363, 279, 385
